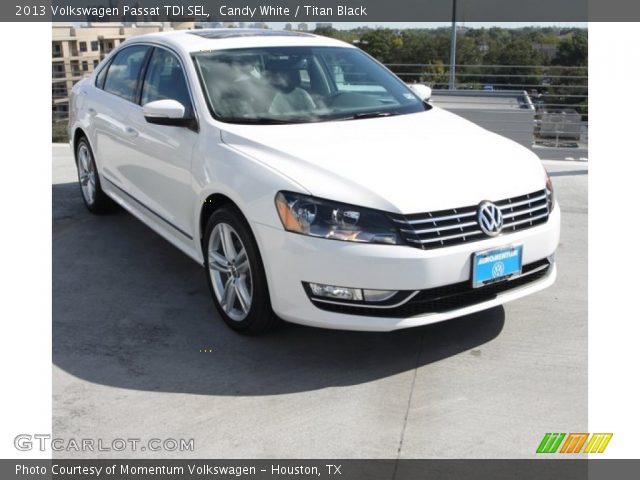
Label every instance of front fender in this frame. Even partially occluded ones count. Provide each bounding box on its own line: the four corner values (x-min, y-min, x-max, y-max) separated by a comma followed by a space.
191, 139, 309, 255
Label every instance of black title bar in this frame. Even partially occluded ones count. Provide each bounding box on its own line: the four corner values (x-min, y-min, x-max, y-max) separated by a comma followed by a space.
2, 459, 640, 480
4, 0, 640, 22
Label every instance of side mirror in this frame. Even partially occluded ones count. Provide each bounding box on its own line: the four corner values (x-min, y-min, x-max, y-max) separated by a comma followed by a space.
143, 99, 193, 127
409, 84, 432, 102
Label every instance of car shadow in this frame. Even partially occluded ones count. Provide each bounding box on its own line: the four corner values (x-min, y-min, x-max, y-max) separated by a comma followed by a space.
53, 181, 505, 396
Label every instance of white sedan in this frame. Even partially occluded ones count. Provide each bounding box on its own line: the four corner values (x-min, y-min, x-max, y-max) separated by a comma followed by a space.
68, 29, 560, 334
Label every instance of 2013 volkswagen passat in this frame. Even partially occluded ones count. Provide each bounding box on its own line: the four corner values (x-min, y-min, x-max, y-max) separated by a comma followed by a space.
68, 29, 560, 334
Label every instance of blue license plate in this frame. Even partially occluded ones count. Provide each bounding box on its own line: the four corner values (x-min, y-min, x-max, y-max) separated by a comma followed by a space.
472, 245, 523, 288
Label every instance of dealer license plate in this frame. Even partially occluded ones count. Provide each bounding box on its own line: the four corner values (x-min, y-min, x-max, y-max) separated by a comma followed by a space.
472, 245, 523, 288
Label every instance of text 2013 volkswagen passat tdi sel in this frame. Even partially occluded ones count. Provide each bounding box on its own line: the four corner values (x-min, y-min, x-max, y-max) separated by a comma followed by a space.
69, 29, 560, 334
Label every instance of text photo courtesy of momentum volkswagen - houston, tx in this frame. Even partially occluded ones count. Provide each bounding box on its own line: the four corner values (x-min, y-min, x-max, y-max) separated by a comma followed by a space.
2, 0, 639, 479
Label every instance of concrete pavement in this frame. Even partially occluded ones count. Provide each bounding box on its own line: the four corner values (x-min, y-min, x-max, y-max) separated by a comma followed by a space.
52, 144, 587, 459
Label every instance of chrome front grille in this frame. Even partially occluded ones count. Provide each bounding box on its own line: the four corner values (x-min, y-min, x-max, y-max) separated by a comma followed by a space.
495, 190, 549, 231
390, 189, 550, 250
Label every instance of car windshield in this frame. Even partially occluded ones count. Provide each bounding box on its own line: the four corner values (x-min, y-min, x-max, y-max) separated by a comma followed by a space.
192, 46, 429, 124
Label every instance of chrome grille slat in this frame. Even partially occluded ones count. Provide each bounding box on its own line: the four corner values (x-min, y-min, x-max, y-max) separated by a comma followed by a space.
497, 193, 546, 209
395, 189, 550, 250
392, 210, 476, 225
406, 230, 484, 244
501, 203, 548, 219
503, 211, 549, 229
401, 220, 478, 235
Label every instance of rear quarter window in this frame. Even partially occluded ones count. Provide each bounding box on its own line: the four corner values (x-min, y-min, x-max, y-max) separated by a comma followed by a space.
95, 59, 111, 89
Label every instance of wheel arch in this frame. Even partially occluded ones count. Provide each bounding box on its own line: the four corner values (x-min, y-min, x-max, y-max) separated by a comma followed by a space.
198, 192, 254, 254
72, 127, 87, 159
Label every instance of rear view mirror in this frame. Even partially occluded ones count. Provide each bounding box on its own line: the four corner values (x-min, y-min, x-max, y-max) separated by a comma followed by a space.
143, 99, 194, 127
409, 84, 432, 102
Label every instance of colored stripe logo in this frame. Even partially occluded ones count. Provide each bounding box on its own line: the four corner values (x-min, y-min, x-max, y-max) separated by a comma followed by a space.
584, 433, 613, 453
536, 433, 566, 453
537, 433, 612, 454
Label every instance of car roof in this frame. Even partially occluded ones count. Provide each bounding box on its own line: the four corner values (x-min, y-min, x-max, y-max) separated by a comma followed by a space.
121, 28, 354, 55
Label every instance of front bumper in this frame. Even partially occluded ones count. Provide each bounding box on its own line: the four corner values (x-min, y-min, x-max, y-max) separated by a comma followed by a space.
252, 206, 561, 331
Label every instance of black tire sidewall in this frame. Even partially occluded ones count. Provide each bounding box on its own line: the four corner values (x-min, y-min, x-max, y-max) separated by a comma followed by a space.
76, 138, 96, 209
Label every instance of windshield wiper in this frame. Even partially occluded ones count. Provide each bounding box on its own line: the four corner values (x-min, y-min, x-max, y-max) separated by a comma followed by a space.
224, 112, 403, 124
336, 111, 403, 121
223, 117, 298, 125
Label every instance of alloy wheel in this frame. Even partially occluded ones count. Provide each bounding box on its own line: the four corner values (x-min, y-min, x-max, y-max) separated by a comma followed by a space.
77, 143, 96, 205
208, 222, 253, 322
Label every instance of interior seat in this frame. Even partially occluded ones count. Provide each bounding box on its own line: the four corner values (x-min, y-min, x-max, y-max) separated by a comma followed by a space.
265, 61, 315, 115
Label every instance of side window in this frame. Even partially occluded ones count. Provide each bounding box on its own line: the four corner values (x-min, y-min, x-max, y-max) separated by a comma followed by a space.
103, 45, 149, 103
141, 48, 192, 115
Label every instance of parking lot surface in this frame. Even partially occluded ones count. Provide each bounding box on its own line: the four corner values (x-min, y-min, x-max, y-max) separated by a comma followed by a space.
52, 144, 587, 459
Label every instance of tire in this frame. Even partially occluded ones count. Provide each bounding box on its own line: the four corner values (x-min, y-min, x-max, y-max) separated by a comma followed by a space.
75, 136, 117, 214
203, 206, 279, 334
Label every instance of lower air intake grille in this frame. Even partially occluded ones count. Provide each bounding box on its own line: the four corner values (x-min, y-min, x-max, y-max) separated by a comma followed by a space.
311, 258, 552, 318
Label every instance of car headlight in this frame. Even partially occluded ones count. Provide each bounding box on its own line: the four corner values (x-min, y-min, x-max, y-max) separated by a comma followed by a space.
545, 170, 555, 211
275, 191, 401, 245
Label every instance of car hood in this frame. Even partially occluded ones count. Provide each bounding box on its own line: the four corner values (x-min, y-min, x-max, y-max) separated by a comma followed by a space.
220, 107, 547, 214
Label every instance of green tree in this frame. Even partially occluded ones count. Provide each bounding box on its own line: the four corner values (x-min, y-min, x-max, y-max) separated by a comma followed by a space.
313, 26, 339, 39
553, 31, 588, 66
358, 29, 403, 64
483, 38, 545, 88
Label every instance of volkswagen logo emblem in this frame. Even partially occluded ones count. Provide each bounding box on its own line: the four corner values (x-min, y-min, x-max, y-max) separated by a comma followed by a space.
478, 201, 504, 236
492, 261, 505, 278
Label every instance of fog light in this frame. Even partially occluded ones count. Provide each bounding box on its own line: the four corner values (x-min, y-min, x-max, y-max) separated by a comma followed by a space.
309, 283, 363, 301
363, 289, 399, 302
307, 283, 400, 303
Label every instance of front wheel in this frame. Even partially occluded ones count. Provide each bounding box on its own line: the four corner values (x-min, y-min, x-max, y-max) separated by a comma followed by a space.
204, 206, 279, 334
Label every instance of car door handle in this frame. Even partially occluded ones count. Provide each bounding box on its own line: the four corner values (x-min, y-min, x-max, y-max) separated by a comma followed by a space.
88, 108, 97, 117
124, 127, 138, 138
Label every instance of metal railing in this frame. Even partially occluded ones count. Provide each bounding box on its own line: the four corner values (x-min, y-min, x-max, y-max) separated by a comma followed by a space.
386, 63, 588, 156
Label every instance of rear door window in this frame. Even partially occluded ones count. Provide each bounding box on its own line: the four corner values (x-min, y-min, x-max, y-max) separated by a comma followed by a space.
103, 45, 149, 103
